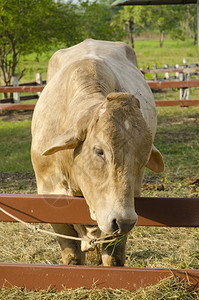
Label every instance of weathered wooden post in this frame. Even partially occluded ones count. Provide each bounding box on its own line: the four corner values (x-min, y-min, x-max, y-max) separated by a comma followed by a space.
175, 64, 180, 80
12, 76, 20, 103
185, 72, 190, 100
164, 64, 170, 80
179, 73, 185, 100
36, 73, 42, 97
152, 64, 157, 81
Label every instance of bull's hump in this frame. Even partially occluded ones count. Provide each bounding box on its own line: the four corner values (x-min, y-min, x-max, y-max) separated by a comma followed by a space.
56, 39, 135, 65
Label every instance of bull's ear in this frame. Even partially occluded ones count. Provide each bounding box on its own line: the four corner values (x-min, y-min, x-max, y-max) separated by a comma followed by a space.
41, 111, 91, 156
146, 145, 164, 173
41, 130, 80, 156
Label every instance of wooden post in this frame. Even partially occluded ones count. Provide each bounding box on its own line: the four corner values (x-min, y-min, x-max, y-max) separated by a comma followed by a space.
164, 64, 170, 80
36, 73, 42, 97
12, 76, 20, 103
185, 72, 190, 100
175, 64, 180, 79
152, 64, 157, 81
179, 73, 185, 100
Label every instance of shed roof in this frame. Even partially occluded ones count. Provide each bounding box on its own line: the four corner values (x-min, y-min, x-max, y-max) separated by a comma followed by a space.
111, 0, 197, 6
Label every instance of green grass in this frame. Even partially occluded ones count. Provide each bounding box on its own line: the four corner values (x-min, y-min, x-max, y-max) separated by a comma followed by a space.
0, 115, 33, 173
143, 106, 199, 198
16, 49, 56, 83
155, 106, 199, 178
135, 38, 198, 69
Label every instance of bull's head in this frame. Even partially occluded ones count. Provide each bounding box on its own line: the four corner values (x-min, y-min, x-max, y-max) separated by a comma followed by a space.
42, 93, 164, 235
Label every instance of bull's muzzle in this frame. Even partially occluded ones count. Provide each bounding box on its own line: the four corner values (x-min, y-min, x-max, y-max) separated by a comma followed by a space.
96, 207, 137, 235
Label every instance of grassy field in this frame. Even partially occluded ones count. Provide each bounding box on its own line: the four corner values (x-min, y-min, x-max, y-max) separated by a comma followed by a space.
135, 38, 198, 69
0, 38, 199, 298
16, 38, 198, 84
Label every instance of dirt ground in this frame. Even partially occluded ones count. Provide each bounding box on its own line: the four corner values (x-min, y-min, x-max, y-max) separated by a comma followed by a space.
0, 110, 33, 122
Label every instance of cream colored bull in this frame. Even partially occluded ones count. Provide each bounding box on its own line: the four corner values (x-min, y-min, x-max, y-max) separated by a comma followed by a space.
31, 39, 164, 266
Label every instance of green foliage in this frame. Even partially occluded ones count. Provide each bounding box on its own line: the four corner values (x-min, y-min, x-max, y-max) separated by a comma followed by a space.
111, 4, 197, 47
179, 4, 198, 44
0, 0, 80, 85
0, 0, 51, 84
77, 0, 119, 41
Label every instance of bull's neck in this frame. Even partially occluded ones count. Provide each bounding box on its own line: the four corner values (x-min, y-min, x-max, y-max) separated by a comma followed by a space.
66, 58, 119, 104
70, 79, 111, 101
66, 92, 104, 129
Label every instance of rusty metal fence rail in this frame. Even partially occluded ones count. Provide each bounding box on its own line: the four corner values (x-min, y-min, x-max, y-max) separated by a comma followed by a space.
0, 80, 199, 111
0, 194, 199, 291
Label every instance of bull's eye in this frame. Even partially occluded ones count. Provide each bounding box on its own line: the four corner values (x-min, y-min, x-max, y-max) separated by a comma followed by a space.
94, 146, 105, 160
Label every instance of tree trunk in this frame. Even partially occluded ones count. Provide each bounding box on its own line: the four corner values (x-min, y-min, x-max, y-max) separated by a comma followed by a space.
159, 31, 164, 48
193, 31, 197, 45
0, 70, 8, 99
127, 19, 134, 48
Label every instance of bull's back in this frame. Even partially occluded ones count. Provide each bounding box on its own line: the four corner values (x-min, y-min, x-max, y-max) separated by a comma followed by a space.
47, 39, 137, 82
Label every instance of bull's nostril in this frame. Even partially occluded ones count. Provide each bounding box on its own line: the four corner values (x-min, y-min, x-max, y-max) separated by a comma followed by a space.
117, 220, 136, 235
112, 218, 119, 232
110, 218, 136, 235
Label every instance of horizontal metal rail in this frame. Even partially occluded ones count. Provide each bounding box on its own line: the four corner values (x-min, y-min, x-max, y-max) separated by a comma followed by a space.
0, 79, 199, 93
0, 86, 43, 93
149, 79, 199, 89
0, 80, 199, 110
0, 95, 39, 103
0, 103, 36, 110
0, 100, 199, 111
112, 0, 197, 7
1, 194, 199, 291
155, 99, 199, 107
1, 263, 199, 291
141, 67, 199, 74
1, 194, 199, 227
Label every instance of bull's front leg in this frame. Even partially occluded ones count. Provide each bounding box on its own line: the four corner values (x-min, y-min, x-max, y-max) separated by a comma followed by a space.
101, 235, 127, 266
51, 223, 85, 265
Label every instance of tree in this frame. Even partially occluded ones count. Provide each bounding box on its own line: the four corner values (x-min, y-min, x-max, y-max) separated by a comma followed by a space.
46, 1, 81, 47
179, 4, 197, 45
111, 6, 135, 47
0, 0, 79, 86
77, 0, 120, 42
111, 5, 152, 47
145, 5, 182, 48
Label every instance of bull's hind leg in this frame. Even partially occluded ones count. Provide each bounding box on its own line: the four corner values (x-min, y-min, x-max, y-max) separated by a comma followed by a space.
101, 235, 127, 266
52, 223, 85, 265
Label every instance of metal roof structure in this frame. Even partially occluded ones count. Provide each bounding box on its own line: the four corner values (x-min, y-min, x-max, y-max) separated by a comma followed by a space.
112, 0, 197, 6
